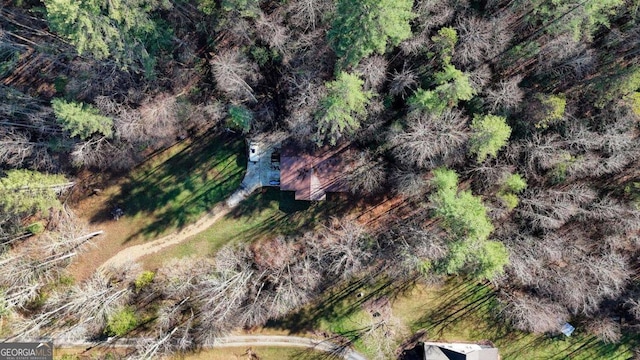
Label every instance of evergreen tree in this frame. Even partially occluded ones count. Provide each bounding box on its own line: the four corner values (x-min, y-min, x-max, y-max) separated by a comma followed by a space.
534, 94, 566, 129
498, 173, 528, 211
474, 240, 510, 280
328, 0, 414, 68
469, 114, 511, 162
626, 92, 640, 116
43, 0, 171, 68
526, 0, 623, 40
316, 72, 372, 146
0, 170, 67, 216
429, 168, 508, 280
106, 307, 138, 336
227, 105, 253, 133
52, 99, 113, 140
409, 65, 475, 114
596, 65, 640, 108
431, 27, 457, 65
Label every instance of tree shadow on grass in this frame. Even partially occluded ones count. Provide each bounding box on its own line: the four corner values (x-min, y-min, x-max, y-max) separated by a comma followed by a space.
289, 345, 348, 360
224, 188, 353, 242
407, 278, 638, 360
266, 276, 374, 335
546, 332, 639, 360
267, 274, 418, 338
410, 278, 506, 340
91, 132, 247, 242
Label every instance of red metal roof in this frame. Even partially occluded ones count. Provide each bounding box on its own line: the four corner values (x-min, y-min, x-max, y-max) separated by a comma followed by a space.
280, 144, 350, 201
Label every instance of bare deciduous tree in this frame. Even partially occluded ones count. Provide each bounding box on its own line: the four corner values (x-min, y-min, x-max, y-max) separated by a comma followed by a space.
389, 109, 469, 169
414, 0, 458, 33
360, 297, 408, 360
137, 94, 181, 142
586, 316, 622, 343
356, 56, 388, 91
518, 185, 596, 231
71, 137, 137, 171
627, 298, 640, 321
389, 65, 417, 98
307, 218, 373, 278
256, 12, 289, 53
345, 150, 387, 195
210, 49, 261, 103
286, 0, 334, 30
391, 169, 428, 199
499, 291, 569, 333
284, 72, 325, 141
484, 75, 524, 112
467, 64, 493, 92
454, 16, 493, 66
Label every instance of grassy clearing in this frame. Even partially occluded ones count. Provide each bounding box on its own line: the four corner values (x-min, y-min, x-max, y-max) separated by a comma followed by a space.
92, 133, 246, 243
142, 189, 350, 269
272, 277, 637, 360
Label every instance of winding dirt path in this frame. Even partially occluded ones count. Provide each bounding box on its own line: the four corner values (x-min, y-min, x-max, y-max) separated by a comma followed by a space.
98, 203, 232, 270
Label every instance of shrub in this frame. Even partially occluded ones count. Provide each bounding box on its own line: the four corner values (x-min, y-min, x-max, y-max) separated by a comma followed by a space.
134, 271, 155, 291
106, 307, 138, 337
26, 222, 45, 235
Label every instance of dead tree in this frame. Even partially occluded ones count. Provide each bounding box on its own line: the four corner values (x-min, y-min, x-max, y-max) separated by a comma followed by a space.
499, 291, 569, 333
355, 56, 388, 91
389, 65, 418, 98
484, 75, 524, 113
389, 109, 469, 169
210, 49, 260, 103
286, 0, 334, 30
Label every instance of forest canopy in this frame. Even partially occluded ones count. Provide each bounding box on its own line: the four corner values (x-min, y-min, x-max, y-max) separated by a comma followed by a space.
1, 0, 640, 357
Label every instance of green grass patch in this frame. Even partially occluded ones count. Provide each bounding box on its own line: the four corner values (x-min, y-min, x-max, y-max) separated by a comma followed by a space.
143, 189, 351, 269
273, 277, 637, 360
98, 133, 246, 242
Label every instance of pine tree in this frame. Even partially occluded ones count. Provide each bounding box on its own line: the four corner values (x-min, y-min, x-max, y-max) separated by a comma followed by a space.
328, 0, 415, 69
526, 0, 623, 40
43, 0, 171, 68
469, 114, 511, 162
409, 64, 475, 114
429, 168, 508, 280
0, 170, 68, 216
316, 72, 372, 145
534, 94, 566, 129
498, 173, 528, 211
52, 99, 113, 140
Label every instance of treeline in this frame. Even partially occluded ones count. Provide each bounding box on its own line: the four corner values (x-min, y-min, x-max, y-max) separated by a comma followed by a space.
1, 0, 640, 357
